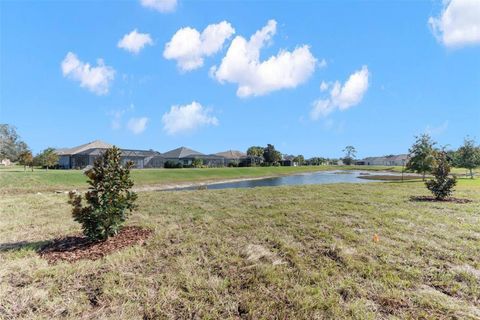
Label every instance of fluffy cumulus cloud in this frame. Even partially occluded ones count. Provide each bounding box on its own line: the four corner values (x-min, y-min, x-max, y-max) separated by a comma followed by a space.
429, 0, 480, 47
161, 101, 218, 135
164, 21, 235, 71
140, 0, 177, 13
127, 117, 149, 134
61, 52, 115, 95
310, 65, 369, 120
211, 19, 317, 97
118, 29, 153, 54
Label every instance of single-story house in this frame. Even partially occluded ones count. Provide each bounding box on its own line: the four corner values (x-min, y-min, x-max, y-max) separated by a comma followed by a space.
215, 150, 247, 166
358, 154, 409, 166
1, 159, 12, 166
163, 146, 225, 167
56, 140, 164, 169
280, 155, 298, 167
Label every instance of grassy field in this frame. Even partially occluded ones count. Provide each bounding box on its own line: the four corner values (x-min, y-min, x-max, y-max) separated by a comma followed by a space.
1, 179, 479, 319
0, 165, 406, 194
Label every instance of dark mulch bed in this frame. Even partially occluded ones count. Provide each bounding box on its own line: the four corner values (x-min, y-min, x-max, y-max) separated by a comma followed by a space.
410, 196, 472, 204
39, 226, 153, 263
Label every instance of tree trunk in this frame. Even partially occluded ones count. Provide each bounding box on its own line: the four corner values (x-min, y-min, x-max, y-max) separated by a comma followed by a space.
422, 171, 426, 181
470, 168, 474, 179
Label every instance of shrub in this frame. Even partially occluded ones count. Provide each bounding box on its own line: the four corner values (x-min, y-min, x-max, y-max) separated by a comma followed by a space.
425, 151, 457, 200
164, 160, 183, 168
68, 146, 137, 241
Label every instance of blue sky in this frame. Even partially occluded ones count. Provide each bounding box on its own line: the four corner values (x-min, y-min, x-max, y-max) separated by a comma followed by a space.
1, 0, 479, 158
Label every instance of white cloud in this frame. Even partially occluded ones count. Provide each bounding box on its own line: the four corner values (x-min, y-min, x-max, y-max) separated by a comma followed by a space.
61, 52, 115, 95
108, 104, 135, 130
127, 117, 149, 134
110, 110, 124, 130
212, 19, 317, 97
425, 121, 449, 136
164, 21, 235, 71
429, 0, 480, 47
161, 101, 218, 135
320, 81, 329, 92
310, 65, 369, 120
140, 0, 177, 13
118, 29, 153, 54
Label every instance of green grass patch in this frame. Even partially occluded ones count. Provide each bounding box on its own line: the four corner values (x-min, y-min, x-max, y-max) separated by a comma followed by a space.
0, 165, 402, 194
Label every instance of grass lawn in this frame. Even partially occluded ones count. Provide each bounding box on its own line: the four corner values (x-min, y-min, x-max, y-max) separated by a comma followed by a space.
1, 179, 479, 319
0, 165, 402, 194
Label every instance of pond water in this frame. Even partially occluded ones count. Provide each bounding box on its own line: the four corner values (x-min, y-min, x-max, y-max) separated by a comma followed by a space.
173, 170, 388, 191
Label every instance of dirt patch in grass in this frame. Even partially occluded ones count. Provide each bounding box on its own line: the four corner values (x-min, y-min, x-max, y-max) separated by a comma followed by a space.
409, 196, 472, 203
358, 174, 421, 181
39, 226, 153, 263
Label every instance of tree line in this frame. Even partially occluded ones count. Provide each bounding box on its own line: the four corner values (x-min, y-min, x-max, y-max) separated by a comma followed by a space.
0, 124, 59, 170
406, 134, 480, 179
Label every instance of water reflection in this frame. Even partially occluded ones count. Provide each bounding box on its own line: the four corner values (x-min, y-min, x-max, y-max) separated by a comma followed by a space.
173, 170, 385, 191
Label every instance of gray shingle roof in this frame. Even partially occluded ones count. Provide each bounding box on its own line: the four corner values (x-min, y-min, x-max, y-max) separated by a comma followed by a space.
162, 146, 204, 158
55, 140, 113, 155
215, 150, 247, 159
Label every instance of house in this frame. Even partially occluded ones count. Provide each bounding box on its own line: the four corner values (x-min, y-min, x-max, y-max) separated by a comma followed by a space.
215, 150, 247, 166
163, 146, 225, 167
280, 155, 298, 167
1, 159, 11, 166
358, 154, 409, 166
55, 140, 164, 169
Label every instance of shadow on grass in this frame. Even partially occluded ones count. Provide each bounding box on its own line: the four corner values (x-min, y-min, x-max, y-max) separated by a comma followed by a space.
0, 240, 50, 253
410, 195, 472, 204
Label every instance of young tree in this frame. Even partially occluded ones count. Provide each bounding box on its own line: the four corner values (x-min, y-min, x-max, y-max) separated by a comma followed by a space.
342, 146, 357, 165
457, 137, 480, 179
425, 150, 457, 200
68, 146, 138, 241
35, 148, 59, 170
263, 144, 282, 165
406, 134, 436, 181
18, 150, 33, 171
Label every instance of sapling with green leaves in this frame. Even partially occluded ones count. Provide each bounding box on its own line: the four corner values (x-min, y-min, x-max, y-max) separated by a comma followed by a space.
68, 146, 137, 241
425, 150, 456, 200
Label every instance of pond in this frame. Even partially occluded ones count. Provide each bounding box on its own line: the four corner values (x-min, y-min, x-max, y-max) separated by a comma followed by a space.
173, 170, 389, 191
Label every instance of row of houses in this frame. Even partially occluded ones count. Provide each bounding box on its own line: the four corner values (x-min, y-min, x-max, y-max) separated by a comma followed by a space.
355, 154, 409, 166
55, 140, 409, 169
56, 140, 249, 169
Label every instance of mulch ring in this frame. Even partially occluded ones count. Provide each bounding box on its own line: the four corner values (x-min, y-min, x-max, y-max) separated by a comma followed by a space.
39, 226, 153, 263
410, 196, 472, 204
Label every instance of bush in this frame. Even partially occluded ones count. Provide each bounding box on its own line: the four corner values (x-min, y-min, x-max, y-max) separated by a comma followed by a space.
425, 151, 457, 200
164, 160, 183, 168
68, 146, 137, 241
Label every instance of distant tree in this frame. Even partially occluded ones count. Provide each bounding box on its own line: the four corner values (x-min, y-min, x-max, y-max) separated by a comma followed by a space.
342, 146, 357, 165
35, 148, 59, 170
68, 146, 137, 241
18, 150, 33, 171
456, 137, 480, 179
406, 134, 436, 181
446, 149, 460, 167
192, 158, 203, 168
307, 157, 327, 166
247, 146, 264, 158
263, 144, 282, 165
0, 124, 29, 161
425, 150, 457, 200
293, 155, 305, 165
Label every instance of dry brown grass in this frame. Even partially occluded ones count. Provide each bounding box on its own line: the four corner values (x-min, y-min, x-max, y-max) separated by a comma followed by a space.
1, 181, 479, 319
